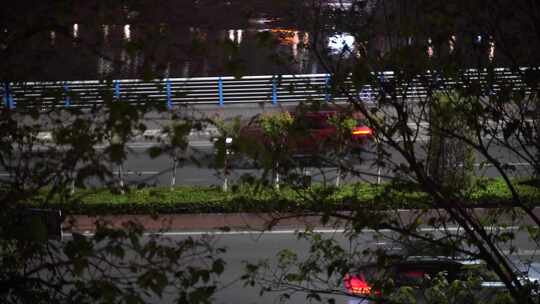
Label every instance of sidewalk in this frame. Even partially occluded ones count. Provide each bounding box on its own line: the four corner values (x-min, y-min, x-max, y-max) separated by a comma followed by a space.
64, 207, 540, 234
64, 213, 330, 233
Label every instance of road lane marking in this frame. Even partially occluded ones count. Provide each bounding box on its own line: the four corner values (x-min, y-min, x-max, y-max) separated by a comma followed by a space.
126, 141, 213, 149
188, 141, 213, 147
119, 171, 160, 175
142, 129, 163, 137
37, 132, 53, 140
1, 157, 531, 179
0, 171, 163, 176
28, 128, 217, 141
63, 226, 523, 238
12, 125, 535, 148
474, 162, 531, 167
63, 229, 347, 237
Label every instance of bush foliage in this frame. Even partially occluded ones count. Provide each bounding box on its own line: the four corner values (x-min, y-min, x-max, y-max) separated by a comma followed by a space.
17, 179, 540, 215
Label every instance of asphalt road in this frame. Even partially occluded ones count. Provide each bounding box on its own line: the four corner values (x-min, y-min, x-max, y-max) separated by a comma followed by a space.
0, 137, 533, 187
97, 138, 535, 187
62, 228, 540, 304
1, 103, 536, 186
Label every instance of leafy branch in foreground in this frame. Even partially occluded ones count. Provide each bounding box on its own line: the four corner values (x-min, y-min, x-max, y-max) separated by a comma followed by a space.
1, 219, 225, 304
239, 0, 540, 303
0, 92, 226, 303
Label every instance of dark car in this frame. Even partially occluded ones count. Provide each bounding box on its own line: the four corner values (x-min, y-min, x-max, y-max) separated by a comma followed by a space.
346, 258, 490, 304
344, 256, 540, 304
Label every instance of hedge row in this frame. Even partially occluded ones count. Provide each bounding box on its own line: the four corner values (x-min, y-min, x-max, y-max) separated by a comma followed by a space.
16, 179, 540, 215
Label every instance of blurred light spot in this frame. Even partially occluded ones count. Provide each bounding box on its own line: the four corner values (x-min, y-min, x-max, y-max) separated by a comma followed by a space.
124, 24, 131, 41
476, 35, 482, 44
228, 29, 244, 45
50, 31, 56, 45
103, 25, 109, 40
449, 35, 456, 53
237, 29, 243, 45
328, 33, 355, 54
489, 37, 495, 61
73, 24, 79, 39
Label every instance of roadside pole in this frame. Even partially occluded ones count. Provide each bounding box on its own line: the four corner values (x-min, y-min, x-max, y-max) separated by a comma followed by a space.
222, 137, 233, 192
375, 136, 381, 185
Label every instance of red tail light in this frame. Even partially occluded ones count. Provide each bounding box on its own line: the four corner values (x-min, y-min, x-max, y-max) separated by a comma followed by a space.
352, 126, 373, 137
344, 274, 372, 295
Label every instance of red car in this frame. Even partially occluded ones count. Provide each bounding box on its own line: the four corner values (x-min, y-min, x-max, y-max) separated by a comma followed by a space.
239, 108, 373, 157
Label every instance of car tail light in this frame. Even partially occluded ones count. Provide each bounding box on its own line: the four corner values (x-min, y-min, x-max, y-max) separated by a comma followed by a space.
352, 126, 373, 136
344, 274, 372, 295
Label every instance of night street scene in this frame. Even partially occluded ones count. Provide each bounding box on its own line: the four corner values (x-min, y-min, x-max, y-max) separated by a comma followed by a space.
2, 1, 540, 303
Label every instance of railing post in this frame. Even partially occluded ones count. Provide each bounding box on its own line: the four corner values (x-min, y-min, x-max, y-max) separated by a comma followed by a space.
4, 82, 15, 109
359, 85, 373, 103
272, 77, 278, 105
10, 89, 15, 109
166, 78, 172, 110
3, 82, 8, 108
218, 77, 224, 106
378, 72, 388, 97
325, 74, 331, 102
64, 83, 71, 107
114, 80, 120, 99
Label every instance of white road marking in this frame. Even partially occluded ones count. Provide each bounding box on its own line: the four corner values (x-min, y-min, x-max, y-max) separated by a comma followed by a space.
142, 129, 163, 137
37, 132, 53, 140
63, 229, 346, 237
0, 156, 530, 179
189, 141, 213, 147
26, 128, 216, 142
124, 143, 156, 149
63, 226, 523, 238
475, 162, 531, 167
125, 140, 212, 149
0, 171, 163, 176
15, 124, 535, 148
501, 249, 540, 256
117, 171, 160, 175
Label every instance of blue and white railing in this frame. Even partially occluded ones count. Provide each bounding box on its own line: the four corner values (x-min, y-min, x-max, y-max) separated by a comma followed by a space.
1, 74, 339, 109
1, 68, 537, 109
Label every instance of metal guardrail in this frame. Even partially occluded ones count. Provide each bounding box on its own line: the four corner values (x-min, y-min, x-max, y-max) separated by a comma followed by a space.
1, 68, 537, 109
1, 74, 335, 109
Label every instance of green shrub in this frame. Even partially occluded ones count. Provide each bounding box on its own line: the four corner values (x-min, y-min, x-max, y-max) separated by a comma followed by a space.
10, 178, 540, 215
